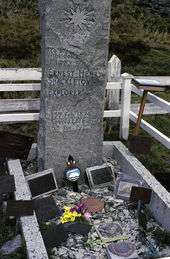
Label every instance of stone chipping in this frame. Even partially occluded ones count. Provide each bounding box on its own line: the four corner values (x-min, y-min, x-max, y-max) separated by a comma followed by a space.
46, 184, 170, 259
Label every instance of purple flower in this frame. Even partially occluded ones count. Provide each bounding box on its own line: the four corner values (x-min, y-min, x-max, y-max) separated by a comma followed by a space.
70, 202, 87, 214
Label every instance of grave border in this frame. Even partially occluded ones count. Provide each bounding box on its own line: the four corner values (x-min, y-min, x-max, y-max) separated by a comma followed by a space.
7, 159, 49, 259
103, 141, 170, 232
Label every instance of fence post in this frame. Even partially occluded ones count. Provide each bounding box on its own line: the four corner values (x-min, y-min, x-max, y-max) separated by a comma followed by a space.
107, 55, 121, 110
119, 73, 133, 140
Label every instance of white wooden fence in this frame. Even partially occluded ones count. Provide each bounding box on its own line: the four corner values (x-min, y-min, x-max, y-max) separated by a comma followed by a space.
0, 56, 169, 149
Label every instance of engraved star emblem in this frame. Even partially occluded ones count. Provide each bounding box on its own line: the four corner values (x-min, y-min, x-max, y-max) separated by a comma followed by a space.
64, 1, 95, 34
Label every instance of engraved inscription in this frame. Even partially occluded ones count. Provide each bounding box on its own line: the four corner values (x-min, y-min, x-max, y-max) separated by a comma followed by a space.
46, 48, 99, 97
50, 110, 92, 132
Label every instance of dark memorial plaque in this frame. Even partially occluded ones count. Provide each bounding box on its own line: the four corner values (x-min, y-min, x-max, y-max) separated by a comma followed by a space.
86, 164, 114, 189
0, 132, 33, 160
6, 200, 34, 217
63, 222, 92, 236
129, 135, 151, 154
130, 186, 152, 204
34, 197, 60, 222
27, 169, 58, 199
0, 175, 15, 195
42, 224, 68, 249
38, 0, 112, 181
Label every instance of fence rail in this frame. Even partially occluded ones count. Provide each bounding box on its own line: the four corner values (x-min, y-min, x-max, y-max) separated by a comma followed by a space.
0, 58, 169, 149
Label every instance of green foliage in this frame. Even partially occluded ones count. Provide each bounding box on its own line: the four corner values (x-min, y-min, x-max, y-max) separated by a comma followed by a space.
152, 228, 170, 247
110, 0, 170, 75
0, 14, 40, 68
0, 0, 38, 17
0, 247, 27, 259
0, 223, 12, 247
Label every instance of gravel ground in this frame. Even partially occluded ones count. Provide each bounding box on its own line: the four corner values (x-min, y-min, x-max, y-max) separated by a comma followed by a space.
22, 159, 170, 259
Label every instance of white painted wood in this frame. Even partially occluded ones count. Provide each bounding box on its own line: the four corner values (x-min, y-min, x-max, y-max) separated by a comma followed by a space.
132, 85, 170, 112
104, 110, 121, 118
0, 99, 40, 112
130, 111, 170, 149
119, 74, 133, 140
131, 103, 169, 115
0, 68, 41, 81
7, 159, 49, 259
106, 82, 121, 90
106, 55, 121, 110
135, 76, 170, 85
0, 113, 39, 122
0, 83, 41, 92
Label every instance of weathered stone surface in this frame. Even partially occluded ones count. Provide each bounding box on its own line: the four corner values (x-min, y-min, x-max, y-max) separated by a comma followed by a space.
38, 0, 112, 181
0, 235, 22, 255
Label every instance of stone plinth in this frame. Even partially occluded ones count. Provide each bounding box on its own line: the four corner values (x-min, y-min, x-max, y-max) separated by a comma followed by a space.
38, 0, 111, 181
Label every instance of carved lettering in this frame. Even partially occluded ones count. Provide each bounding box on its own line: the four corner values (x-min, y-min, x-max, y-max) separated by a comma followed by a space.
50, 110, 92, 132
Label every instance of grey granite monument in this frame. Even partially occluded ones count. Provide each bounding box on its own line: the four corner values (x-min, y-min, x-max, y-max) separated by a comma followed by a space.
38, 0, 112, 182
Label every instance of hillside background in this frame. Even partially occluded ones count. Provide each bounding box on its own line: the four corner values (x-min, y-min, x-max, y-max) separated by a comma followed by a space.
0, 0, 170, 189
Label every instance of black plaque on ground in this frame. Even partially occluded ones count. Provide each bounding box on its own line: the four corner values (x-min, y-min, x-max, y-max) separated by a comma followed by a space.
63, 222, 92, 236
26, 169, 58, 199
0, 131, 33, 160
6, 200, 34, 217
42, 223, 68, 249
34, 197, 61, 223
86, 164, 115, 189
0, 175, 16, 195
129, 136, 151, 154
129, 186, 152, 204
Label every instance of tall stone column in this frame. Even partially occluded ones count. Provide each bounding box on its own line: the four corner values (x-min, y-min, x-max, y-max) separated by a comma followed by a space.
38, 0, 112, 182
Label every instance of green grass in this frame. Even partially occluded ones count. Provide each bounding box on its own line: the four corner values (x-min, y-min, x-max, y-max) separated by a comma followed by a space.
122, 48, 170, 76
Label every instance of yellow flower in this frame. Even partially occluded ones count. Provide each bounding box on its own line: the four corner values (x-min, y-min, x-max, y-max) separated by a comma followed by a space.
64, 206, 71, 212
60, 209, 82, 224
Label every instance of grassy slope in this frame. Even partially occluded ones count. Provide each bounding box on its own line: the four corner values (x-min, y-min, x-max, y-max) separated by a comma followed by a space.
0, 0, 169, 188
108, 1, 170, 189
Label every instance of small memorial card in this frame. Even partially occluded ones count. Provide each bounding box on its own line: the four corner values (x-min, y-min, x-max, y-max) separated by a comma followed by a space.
86, 163, 115, 189
0, 131, 33, 160
115, 174, 142, 201
26, 169, 58, 199
6, 200, 34, 217
129, 186, 152, 205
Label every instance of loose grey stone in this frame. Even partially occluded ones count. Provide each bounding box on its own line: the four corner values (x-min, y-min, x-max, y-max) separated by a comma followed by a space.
0, 235, 22, 255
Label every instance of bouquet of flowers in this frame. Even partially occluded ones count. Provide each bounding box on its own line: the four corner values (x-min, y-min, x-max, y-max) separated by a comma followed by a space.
60, 202, 92, 224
